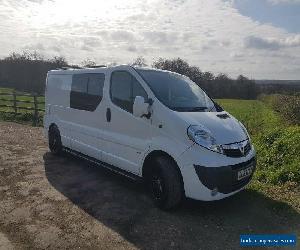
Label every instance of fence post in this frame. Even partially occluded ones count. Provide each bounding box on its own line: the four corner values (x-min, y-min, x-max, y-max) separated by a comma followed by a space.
13, 91, 17, 116
33, 94, 38, 126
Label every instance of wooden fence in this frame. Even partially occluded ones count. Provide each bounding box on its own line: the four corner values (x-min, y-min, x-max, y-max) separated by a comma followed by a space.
0, 91, 45, 126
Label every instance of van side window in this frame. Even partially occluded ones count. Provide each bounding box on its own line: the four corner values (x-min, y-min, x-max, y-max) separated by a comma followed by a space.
88, 74, 104, 95
72, 74, 88, 93
70, 73, 105, 111
110, 71, 148, 113
132, 77, 147, 100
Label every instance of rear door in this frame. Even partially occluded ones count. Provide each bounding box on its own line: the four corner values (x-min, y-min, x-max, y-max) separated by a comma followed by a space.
103, 69, 152, 175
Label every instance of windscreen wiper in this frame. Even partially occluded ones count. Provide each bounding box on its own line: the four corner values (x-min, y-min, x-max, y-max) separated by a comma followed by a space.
174, 107, 208, 112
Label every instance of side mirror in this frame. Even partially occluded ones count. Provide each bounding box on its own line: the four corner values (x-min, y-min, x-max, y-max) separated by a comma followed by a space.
133, 96, 150, 118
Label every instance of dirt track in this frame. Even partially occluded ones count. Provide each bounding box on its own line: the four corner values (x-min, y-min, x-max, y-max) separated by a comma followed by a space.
0, 122, 299, 249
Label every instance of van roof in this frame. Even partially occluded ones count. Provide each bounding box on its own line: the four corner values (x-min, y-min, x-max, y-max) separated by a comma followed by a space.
48, 65, 145, 74
48, 64, 176, 74
48, 65, 177, 75
49, 64, 124, 75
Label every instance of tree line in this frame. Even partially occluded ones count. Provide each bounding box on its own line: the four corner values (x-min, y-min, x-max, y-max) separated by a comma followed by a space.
0, 52, 71, 94
151, 58, 257, 99
0, 52, 296, 98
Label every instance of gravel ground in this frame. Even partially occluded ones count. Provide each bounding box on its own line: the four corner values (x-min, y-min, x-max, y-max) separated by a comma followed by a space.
0, 122, 299, 249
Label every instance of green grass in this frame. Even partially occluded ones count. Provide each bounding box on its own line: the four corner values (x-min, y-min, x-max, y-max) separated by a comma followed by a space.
259, 94, 300, 125
0, 87, 45, 112
217, 99, 282, 133
218, 99, 300, 185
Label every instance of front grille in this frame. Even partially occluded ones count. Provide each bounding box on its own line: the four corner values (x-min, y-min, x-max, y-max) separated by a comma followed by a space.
223, 140, 251, 158
223, 149, 243, 157
244, 142, 251, 153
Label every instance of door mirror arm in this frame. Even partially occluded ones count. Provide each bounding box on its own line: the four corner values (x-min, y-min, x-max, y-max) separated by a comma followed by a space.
146, 98, 154, 106
142, 98, 153, 119
141, 112, 151, 119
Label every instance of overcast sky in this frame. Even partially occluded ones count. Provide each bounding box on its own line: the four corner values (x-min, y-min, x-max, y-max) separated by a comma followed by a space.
0, 0, 300, 79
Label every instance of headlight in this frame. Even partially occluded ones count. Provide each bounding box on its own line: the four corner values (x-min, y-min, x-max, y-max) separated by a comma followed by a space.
239, 122, 251, 142
187, 125, 224, 154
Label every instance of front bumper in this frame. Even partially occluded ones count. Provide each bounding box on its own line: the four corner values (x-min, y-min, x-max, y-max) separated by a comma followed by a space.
176, 143, 256, 201
194, 157, 256, 194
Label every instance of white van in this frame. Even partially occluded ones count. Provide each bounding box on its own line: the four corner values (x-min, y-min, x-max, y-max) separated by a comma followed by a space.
44, 65, 256, 210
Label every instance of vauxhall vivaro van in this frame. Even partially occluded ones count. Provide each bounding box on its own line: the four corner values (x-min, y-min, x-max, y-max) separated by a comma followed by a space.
44, 65, 256, 209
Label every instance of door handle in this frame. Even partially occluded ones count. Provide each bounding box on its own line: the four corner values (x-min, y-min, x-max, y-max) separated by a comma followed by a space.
106, 108, 111, 122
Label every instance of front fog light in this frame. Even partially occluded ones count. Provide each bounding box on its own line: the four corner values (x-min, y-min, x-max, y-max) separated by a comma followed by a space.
211, 187, 218, 196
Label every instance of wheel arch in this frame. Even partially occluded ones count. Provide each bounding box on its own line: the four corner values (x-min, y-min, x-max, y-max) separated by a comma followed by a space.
142, 150, 184, 190
48, 123, 58, 132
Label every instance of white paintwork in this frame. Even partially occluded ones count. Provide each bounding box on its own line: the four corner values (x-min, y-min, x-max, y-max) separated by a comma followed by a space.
44, 65, 256, 201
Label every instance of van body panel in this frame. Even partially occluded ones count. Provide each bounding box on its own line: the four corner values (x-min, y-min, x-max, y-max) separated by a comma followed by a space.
101, 67, 153, 174
174, 111, 247, 145
44, 65, 256, 202
45, 74, 73, 148
177, 143, 256, 199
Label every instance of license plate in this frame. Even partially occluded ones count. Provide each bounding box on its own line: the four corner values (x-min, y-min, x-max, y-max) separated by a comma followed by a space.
238, 166, 253, 180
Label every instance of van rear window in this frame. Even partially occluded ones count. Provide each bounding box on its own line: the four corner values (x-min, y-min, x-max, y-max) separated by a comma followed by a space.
70, 73, 105, 111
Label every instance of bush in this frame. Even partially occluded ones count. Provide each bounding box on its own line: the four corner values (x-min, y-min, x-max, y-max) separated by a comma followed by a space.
255, 127, 300, 184
259, 94, 300, 125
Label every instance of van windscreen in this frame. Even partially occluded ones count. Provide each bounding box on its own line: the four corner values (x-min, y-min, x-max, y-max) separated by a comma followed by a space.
136, 69, 216, 112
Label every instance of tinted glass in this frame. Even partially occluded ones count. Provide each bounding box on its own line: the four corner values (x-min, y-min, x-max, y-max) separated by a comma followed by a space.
72, 74, 88, 92
132, 78, 148, 101
111, 71, 147, 113
137, 69, 215, 112
87, 74, 105, 96
111, 71, 132, 112
70, 73, 105, 111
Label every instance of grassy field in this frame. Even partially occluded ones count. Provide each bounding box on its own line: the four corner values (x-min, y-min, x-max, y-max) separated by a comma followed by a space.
218, 99, 300, 185
0, 88, 44, 110
259, 94, 300, 125
218, 99, 300, 211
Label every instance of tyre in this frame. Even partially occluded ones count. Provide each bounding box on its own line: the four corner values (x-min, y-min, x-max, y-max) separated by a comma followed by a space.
147, 156, 184, 210
48, 125, 63, 155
